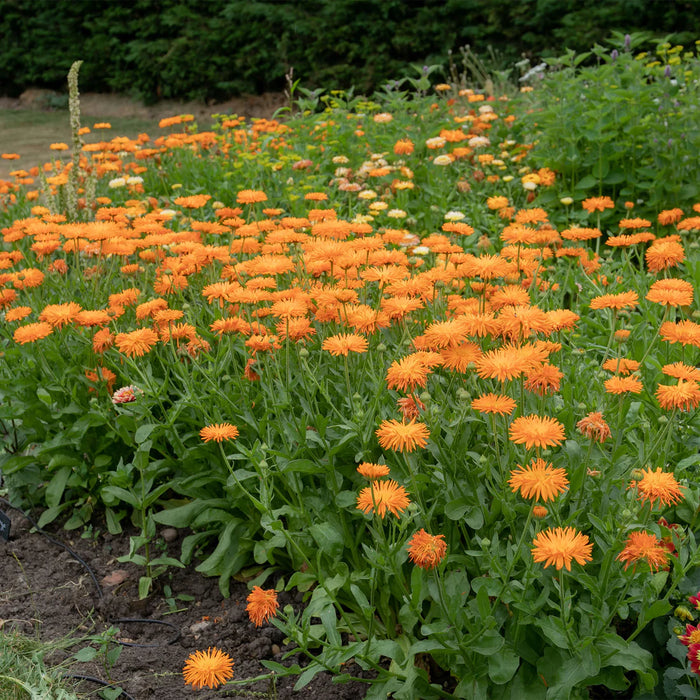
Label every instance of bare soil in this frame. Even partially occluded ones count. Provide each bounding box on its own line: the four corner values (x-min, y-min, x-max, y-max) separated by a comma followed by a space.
0, 507, 371, 699
0, 90, 287, 179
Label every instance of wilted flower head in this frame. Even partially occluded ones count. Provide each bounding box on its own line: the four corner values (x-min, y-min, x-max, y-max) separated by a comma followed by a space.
112, 385, 143, 404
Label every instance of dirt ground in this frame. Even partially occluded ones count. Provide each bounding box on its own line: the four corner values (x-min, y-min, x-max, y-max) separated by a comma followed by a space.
0, 90, 287, 179
0, 507, 371, 699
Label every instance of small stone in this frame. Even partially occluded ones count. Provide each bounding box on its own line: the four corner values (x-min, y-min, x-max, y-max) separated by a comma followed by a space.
271, 644, 281, 655
161, 528, 178, 543
189, 620, 212, 635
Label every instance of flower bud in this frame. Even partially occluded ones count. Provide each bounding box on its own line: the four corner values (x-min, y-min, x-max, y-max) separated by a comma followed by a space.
298, 347, 309, 358
675, 605, 694, 621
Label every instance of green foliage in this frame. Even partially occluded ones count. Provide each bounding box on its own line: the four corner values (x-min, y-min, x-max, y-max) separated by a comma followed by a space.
2, 47, 700, 696
516, 37, 700, 211
1, 1, 698, 102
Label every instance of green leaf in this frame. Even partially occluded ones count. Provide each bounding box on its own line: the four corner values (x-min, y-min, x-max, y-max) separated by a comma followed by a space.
536, 616, 570, 649
36, 387, 52, 406
138, 576, 152, 599
73, 646, 98, 662
308, 521, 344, 559
45, 465, 71, 508
471, 629, 504, 656
134, 423, 158, 444
488, 647, 520, 684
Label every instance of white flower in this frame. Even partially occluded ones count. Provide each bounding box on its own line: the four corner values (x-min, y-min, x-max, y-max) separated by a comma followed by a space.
412, 246, 430, 255
522, 181, 538, 191
159, 209, 178, 217
358, 189, 378, 200
444, 210, 465, 221
332, 155, 349, 164
387, 209, 407, 218
108, 177, 126, 189
468, 136, 490, 148
425, 136, 446, 149
126, 176, 143, 185
433, 155, 453, 166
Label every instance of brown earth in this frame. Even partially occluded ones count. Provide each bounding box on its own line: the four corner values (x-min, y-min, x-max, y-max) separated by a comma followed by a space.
0, 506, 371, 699
0, 90, 288, 179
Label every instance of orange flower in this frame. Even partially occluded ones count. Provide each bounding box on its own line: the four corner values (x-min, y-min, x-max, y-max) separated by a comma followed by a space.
636, 467, 684, 508
5, 306, 32, 322
38, 302, 82, 328
508, 415, 565, 450
393, 138, 414, 155
407, 529, 447, 570
582, 196, 614, 213
200, 423, 239, 442
386, 354, 431, 392
645, 239, 685, 272
183, 647, 234, 689
523, 363, 562, 396
531, 526, 593, 570
356, 479, 410, 518
237, 189, 268, 204
589, 291, 639, 311
114, 328, 159, 357
663, 362, 700, 381
246, 586, 279, 627
576, 412, 611, 443
657, 208, 684, 226
93, 328, 115, 353
396, 394, 425, 421
376, 419, 429, 452
619, 217, 652, 229
173, 194, 211, 209
321, 333, 368, 356
616, 531, 669, 572
656, 381, 700, 411
508, 457, 569, 502
13, 321, 53, 344
471, 392, 517, 416
645, 278, 694, 307
604, 376, 643, 395
357, 462, 390, 479
602, 358, 640, 375
660, 320, 700, 347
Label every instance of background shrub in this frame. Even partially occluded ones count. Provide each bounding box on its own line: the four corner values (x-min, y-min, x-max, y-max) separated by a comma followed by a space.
1, 0, 699, 102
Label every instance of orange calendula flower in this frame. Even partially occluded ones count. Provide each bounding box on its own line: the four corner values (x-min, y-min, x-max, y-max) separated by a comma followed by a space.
531, 526, 593, 571
114, 328, 159, 357
93, 328, 115, 353
645, 278, 694, 307
407, 529, 447, 570
246, 586, 279, 627
39, 301, 82, 328
396, 394, 425, 421
616, 531, 669, 572
589, 291, 639, 310
471, 392, 517, 416
663, 362, 700, 381
636, 467, 684, 508
321, 333, 369, 356
357, 479, 410, 518
656, 381, 700, 411
376, 419, 429, 452
582, 196, 614, 213
602, 358, 640, 375
508, 457, 569, 502
356, 462, 390, 479
645, 239, 685, 272
13, 321, 53, 344
183, 647, 234, 689
508, 415, 565, 450
200, 423, 239, 442
576, 412, 611, 443
604, 376, 643, 395
237, 189, 268, 204
173, 194, 212, 209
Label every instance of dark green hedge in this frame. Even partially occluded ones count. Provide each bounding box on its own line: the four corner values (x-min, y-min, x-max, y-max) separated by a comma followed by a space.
1, 0, 697, 102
